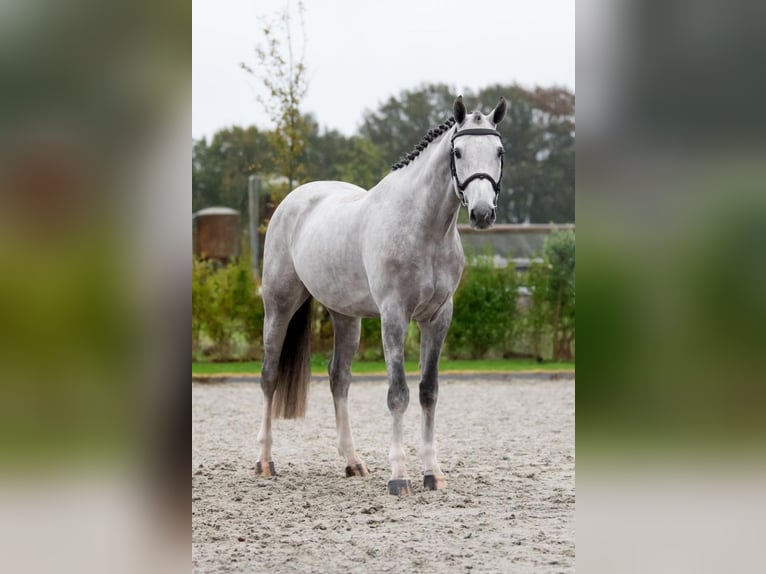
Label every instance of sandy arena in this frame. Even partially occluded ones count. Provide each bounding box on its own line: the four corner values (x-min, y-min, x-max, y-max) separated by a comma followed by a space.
192, 375, 574, 573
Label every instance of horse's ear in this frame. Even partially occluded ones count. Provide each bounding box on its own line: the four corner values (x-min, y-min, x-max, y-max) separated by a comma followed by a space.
491, 97, 507, 125
453, 95, 466, 125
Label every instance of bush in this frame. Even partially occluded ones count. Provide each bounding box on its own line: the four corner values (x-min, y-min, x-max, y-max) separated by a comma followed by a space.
191, 257, 262, 360
191, 258, 214, 352
519, 229, 575, 361
191, 230, 575, 363
359, 318, 383, 361
446, 258, 519, 359
545, 229, 575, 360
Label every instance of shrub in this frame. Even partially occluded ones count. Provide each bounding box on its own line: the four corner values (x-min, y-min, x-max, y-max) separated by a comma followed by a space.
446, 258, 519, 359
545, 229, 575, 360
191, 258, 214, 353
191, 257, 262, 359
191, 230, 575, 363
359, 318, 383, 361
519, 229, 575, 361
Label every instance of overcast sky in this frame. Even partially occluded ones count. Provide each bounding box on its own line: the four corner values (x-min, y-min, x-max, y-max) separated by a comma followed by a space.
192, 0, 575, 140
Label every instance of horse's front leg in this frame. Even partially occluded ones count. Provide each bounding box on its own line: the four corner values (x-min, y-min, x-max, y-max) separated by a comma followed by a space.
418, 300, 452, 491
381, 307, 412, 495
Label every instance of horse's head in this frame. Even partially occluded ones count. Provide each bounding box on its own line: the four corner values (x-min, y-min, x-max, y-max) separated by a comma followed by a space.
450, 95, 507, 229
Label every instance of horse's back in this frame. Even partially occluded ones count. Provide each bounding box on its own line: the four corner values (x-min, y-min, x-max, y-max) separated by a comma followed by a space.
280, 180, 366, 210
266, 180, 365, 243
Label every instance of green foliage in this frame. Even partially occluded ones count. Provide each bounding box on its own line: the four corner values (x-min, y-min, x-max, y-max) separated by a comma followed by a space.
521, 229, 575, 360
191, 258, 214, 351
191, 257, 263, 360
192, 235, 575, 363
359, 83, 457, 166
192, 82, 574, 227
241, 1, 310, 192
336, 137, 388, 190
490, 85, 575, 224
192, 126, 275, 218
359, 318, 383, 361
358, 83, 575, 223
446, 258, 519, 359
545, 229, 576, 360
524, 259, 551, 358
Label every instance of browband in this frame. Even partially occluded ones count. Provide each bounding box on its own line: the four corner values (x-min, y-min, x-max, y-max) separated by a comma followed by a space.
451, 128, 503, 141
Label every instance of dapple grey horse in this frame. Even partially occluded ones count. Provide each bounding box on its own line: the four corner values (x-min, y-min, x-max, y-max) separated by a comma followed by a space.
255, 95, 507, 495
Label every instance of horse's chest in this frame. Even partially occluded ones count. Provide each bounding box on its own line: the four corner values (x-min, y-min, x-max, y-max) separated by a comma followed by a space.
412, 254, 463, 320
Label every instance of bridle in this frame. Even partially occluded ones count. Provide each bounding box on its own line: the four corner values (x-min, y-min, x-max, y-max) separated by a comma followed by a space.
449, 128, 504, 207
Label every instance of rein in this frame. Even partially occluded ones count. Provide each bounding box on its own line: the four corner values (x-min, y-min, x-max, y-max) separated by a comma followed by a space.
449, 128, 504, 206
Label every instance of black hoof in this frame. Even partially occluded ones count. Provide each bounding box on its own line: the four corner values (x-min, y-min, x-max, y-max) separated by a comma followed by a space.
255, 460, 276, 477
423, 474, 447, 490
345, 463, 369, 477
387, 479, 413, 496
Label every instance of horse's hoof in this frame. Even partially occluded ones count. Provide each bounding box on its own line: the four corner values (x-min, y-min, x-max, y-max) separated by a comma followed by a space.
255, 460, 276, 477
345, 463, 369, 477
387, 479, 413, 496
423, 474, 447, 491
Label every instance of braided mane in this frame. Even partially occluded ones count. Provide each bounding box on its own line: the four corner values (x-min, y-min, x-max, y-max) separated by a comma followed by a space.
390, 116, 456, 171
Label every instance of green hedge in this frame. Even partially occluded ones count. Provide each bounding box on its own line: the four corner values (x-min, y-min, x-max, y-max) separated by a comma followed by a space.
192, 257, 264, 361
192, 230, 574, 362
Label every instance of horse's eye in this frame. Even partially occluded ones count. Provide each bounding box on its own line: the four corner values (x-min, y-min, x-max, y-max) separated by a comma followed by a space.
498, 147, 505, 157
453, 148, 462, 159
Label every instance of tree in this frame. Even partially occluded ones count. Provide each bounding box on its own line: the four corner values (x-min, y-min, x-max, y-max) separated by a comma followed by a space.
486, 85, 574, 223
192, 81, 575, 225
302, 118, 387, 189
192, 126, 274, 218
359, 83, 575, 223
241, 0, 310, 198
359, 83, 458, 166
336, 136, 388, 189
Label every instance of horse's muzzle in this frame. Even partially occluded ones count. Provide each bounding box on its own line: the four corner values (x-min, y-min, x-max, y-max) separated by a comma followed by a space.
469, 205, 496, 229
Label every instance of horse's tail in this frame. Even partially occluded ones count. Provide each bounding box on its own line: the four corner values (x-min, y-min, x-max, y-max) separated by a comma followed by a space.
272, 297, 312, 419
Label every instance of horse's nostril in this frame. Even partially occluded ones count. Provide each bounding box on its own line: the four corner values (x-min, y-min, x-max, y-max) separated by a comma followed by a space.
469, 209, 476, 222
491, 209, 496, 220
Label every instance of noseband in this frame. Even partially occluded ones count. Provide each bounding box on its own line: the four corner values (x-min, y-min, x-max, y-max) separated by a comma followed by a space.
450, 128, 504, 207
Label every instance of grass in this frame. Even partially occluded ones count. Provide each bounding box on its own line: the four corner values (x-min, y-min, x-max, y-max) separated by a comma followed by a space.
192, 358, 574, 376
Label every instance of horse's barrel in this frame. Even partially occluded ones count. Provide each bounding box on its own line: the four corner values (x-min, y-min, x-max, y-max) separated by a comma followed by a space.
193, 207, 240, 264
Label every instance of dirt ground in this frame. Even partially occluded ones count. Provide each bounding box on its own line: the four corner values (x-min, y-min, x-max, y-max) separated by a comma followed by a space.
192, 376, 574, 573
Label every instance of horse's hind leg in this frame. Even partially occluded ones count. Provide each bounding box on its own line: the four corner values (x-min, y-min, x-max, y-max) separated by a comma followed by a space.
255, 275, 309, 477
328, 311, 368, 478
417, 300, 453, 491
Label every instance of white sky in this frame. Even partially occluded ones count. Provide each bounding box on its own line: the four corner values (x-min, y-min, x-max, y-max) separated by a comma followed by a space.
192, 0, 575, 140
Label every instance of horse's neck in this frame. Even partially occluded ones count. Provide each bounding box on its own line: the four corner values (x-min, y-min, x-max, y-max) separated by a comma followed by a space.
373, 133, 460, 236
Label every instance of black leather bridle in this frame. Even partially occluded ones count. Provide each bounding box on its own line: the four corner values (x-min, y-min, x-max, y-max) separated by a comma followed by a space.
449, 128, 504, 207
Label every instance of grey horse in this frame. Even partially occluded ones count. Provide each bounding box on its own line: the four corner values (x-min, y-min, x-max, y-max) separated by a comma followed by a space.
255, 95, 507, 495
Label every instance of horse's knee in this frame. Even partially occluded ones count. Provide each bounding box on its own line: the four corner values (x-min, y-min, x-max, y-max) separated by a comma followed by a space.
387, 383, 409, 413
419, 381, 438, 409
